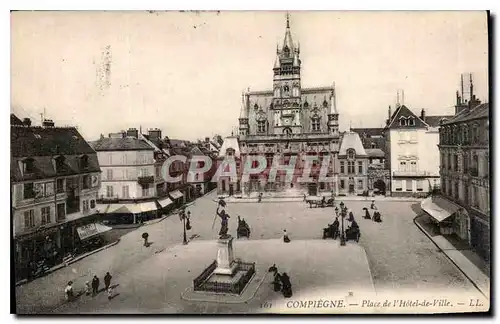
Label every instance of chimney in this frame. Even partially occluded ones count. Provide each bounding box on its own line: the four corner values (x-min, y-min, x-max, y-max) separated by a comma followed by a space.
205, 137, 210, 143
42, 119, 55, 127
148, 128, 162, 140
100, 133, 104, 139
420, 109, 426, 121
22, 118, 32, 127
126, 128, 139, 138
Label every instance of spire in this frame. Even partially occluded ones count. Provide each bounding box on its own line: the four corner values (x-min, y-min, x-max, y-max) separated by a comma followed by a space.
293, 52, 299, 67
274, 53, 281, 69
282, 12, 295, 55
330, 85, 338, 115
240, 91, 248, 119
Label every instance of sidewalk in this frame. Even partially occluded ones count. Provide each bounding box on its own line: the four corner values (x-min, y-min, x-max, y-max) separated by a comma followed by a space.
414, 214, 490, 298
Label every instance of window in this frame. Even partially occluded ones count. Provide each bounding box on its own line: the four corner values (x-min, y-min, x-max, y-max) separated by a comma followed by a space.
400, 119, 407, 126
454, 155, 459, 172
122, 185, 129, 198
472, 186, 479, 208
347, 161, 355, 174
410, 161, 417, 172
55, 156, 65, 173
108, 154, 113, 165
23, 183, 34, 199
463, 152, 468, 172
340, 180, 345, 189
395, 180, 402, 191
357, 179, 363, 190
340, 161, 345, 174
80, 155, 89, 169
90, 200, 96, 209
399, 161, 407, 172
106, 169, 113, 180
483, 153, 489, 178
41, 206, 51, 224
320, 182, 325, 190
142, 184, 150, 197
347, 149, 355, 159
155, 166, 161, 178
106, 185, 113, 197
371, 143, 376, 149
56, 179, 65, 193
312, 118, 320, 132
23, 210, 35, 229
454, 182, 460, 200
122, 154, 127, 165
406, 180, 413, 191
82, 175, 90, 189
417, 180, 423, 192
358, 161, 363, 174
257, 121, 266, 133
408, 118, 415, 126
441, 179, 446, 194
57, 203, 65, 221
82, 200, 89, 212
23, 159, 34, 174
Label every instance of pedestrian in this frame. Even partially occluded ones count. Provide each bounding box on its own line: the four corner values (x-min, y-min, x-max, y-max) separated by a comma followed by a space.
104, 272, 112, 290
84, 281, 91, 296
65, 281, 74, 301
91, 275, 100, 295
283, 229, 291, 243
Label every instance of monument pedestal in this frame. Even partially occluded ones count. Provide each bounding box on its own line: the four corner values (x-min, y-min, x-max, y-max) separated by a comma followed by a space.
214, 236, 238, 275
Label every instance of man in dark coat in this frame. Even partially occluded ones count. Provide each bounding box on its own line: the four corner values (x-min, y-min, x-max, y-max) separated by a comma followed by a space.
104, 272, 112, 290
91, 275, 100, 295
280, 272, 293, 298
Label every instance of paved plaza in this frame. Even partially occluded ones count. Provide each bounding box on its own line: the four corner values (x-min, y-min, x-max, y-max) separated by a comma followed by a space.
15, 191, 483, 314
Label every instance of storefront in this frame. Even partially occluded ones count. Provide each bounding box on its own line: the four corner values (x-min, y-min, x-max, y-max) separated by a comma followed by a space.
100, 201, 158, 224
157, 197, 174, 216
74, 222, 112, 255
420, 196, 461, 235
169, 190, 184, 208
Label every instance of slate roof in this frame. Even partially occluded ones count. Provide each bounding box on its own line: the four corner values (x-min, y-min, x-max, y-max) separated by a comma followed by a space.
339, 132, 368, 157
351, 128, 385, 138
11, 114, 23, 126
423, 115, 454, 128
90, 137, 153, 151
365, 148, 385, 158
11, 125, 100, 182
386, 105, 428, 129
218, 136, 241, 158
441, 103, 489, 125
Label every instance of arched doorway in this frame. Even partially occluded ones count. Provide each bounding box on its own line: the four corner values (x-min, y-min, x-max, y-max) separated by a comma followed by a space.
373, 179, 386, 195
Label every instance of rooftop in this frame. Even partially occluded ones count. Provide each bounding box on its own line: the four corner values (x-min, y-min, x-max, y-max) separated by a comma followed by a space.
90, 137, 153, 151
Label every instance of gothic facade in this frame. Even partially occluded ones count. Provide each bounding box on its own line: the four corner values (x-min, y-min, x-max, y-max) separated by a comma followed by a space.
233, 15, 341, 197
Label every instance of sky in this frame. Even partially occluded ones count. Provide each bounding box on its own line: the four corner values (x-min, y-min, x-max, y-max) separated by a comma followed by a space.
11, 11, 489, 141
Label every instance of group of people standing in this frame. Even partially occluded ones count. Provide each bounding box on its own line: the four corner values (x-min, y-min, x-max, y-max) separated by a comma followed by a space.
269, 264, 293, 298
64, 271, 114, 302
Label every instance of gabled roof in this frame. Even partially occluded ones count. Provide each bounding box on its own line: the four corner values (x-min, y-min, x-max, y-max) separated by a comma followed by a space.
190, 146, 206, 156
387, 105, 428, 129
218, 136, 240, 158
339, 132, 367, 156
11, 125, 97, 157
90, 137, 153, 151
441, 103, 489, 125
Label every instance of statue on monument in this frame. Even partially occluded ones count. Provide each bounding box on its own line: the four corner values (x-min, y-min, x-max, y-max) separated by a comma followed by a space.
215, 198, 231, 239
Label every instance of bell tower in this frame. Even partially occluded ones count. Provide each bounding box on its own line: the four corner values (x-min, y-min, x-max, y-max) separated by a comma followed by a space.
272, 13, 301, 105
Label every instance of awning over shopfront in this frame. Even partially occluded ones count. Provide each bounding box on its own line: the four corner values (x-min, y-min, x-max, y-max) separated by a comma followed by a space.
158, 197, 173, 208
421, 196, 460, 222
77, 223, 112, 241
169, 190, 184, 200
107, 204, 142, 214
139, 202, 158, 212
95, 204, 110, 213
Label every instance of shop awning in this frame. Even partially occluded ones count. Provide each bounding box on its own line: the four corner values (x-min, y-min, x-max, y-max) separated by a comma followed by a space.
421, 196, 460, 222
169, 190, 184, 200
95, 204, 110, 213
158, 197, 173, 208
77, 223, 112, 241
107, 204, 142, 214
139, 202, 158, 212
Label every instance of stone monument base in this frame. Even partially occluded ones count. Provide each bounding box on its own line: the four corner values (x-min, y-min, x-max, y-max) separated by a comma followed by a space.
214, 236, 238, 275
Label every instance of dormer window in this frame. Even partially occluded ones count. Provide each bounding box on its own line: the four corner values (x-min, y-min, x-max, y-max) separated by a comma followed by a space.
408, 118, 415, 126
400, 118, 407, 126
226, 148, 235, 157
22, 158, 35, 175
257, 120, 266, 133
79, 155, 89, 169
304, 101, 309, 108
55, 155, 65, 173
323, 100, 328, 108
254, 103, 259, 110
371, 143, 376, 149
347, 149, 355, 160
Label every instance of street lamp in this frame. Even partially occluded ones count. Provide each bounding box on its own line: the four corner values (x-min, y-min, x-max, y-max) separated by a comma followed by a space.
339, 201, 346, 246
180, 209, 190, 245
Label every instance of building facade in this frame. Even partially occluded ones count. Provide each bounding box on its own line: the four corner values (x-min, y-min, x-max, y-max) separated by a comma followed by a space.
11, 117, 101, 280
228, 15, 340, 197
385, 104, 452, 197
438, 81, 489, 260
91, 133, 163, 224
337, 132, 369, 195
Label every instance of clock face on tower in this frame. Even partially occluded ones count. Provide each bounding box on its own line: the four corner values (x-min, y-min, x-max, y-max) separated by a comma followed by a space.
282, 117, 291, 125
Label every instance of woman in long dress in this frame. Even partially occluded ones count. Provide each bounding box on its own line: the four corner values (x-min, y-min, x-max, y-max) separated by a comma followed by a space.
283, 229, 291, 243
